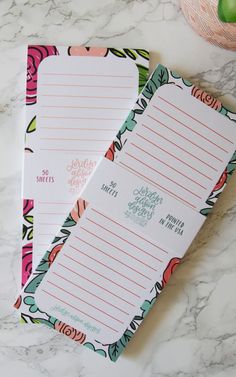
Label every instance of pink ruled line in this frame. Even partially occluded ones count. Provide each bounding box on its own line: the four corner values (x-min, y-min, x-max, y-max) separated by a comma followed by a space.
58, 262, 136, 306
131, 142, 207, 190
42, 72, 134, 78
42, 94, 133, 99
158, 95, 233, 144
38, 212, 68, 215
63, 255, 141, 298
68, 245, 148, 287
75, 233, 156, 274
41, 127, 117, 131
41, 289, 119, 332
53, 271, 130, 315
42, 83, 133, 89
84, 218, 163, 265
136, 131, 218, 172
146, 115, 223, 162
47, 280, 124, 324
132, 138, 213, 181
38, 201, 73, 205
40, 148, 104, 153
125, 152, 203, 199
40, 116, 124, 120
153, 104, 229, 153
38, 223, 62, 226
40, 137, 111, 142
41, 72, 134, 79
118, 161, 197, 209
41, 105, 130, 110
91, 208, 169, 254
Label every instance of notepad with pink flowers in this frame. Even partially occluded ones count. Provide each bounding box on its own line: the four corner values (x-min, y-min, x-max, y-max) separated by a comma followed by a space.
16, 64, 236, 361
22, 45, 149, 287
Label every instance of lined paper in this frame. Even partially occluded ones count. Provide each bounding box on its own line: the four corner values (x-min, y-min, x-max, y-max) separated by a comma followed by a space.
36, 56, 138, 154
35, 205, 171, 342
27, 56, 139, 267
34, 82, 236, 345
117, 84, 236, 211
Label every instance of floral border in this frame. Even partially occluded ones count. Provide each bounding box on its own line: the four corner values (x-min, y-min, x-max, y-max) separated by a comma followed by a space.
17, 63, 236, 362
22, 199, 34, 287
105, 64, 236, 216
22, 45, 150, 288
15, 197, 181, 361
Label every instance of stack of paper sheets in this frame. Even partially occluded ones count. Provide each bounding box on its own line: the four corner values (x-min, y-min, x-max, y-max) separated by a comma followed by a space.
15, 45, 236, 362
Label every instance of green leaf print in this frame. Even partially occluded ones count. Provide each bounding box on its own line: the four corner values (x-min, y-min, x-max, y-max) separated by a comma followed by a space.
24, 296, 40, 313
142, 64, 169, 99
229, 150, 236, 163
27, 227, 33, 240
109, 48, 126, 58
61, 228, 71, 236
63, 213, 77, 227
141, 297, 156, 318
141, 98, 147, 109
129, 314, 143, 331
108, 330, 133, 361
31, 318, 40, 324
119, 110, 137, 135
134, 108, 144, 115
52, 236, 63, 244
152, 64, 169, 88
23, 316, 55, 328
124, 48, 137, 60
114, 140, 122, 151
84, 342, 107, 357
219, 106, 228, 116
135, 49, 149, 60
200, 207, 212, 216
24, 273, 45, 294
25, 215, 33, 224
227, 162, 236, 175
21, 313, 37, 324
38, 318, 55, 328
36, 257, 49, 272
22, 224, 27, 240
170, 71, 192, 87
26, 116, 36, 133
137, 64, 149, 93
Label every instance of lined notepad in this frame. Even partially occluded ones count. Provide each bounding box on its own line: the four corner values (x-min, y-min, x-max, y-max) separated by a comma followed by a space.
23, 50, 147, 271
36, 57, 138, 154
17, 64, 236, 361
116, 85, 234, 211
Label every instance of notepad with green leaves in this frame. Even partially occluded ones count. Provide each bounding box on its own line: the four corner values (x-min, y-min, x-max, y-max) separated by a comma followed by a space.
16, 64, 236, 361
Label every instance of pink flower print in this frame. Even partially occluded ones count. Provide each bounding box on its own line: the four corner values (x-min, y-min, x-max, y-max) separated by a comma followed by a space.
55, 321, 86, 343
22, 243, 33, 286
191, 86, 222, 111
23, 199, 34, 216
68, 46, 108, 57
26, 45, 59, 105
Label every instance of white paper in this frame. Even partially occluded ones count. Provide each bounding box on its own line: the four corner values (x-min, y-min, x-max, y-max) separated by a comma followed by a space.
24, 56, 139, 267
34, 84, 236, 344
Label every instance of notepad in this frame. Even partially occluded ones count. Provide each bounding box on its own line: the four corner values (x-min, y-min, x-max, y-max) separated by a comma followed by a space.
16, 64, 236, 361
22, 45, 149, 286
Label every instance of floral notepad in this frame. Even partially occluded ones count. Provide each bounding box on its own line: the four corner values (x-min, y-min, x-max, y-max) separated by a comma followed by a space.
16, 64, 236, 361
22, 45, 149, 286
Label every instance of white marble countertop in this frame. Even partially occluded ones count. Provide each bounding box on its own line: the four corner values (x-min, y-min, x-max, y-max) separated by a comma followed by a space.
0, 1, 236, 376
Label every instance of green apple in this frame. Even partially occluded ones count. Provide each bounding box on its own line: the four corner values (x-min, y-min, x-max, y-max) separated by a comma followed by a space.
218, 0, 236, 22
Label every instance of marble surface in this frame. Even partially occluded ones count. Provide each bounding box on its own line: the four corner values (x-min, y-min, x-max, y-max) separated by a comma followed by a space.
0, 0, 236, 376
